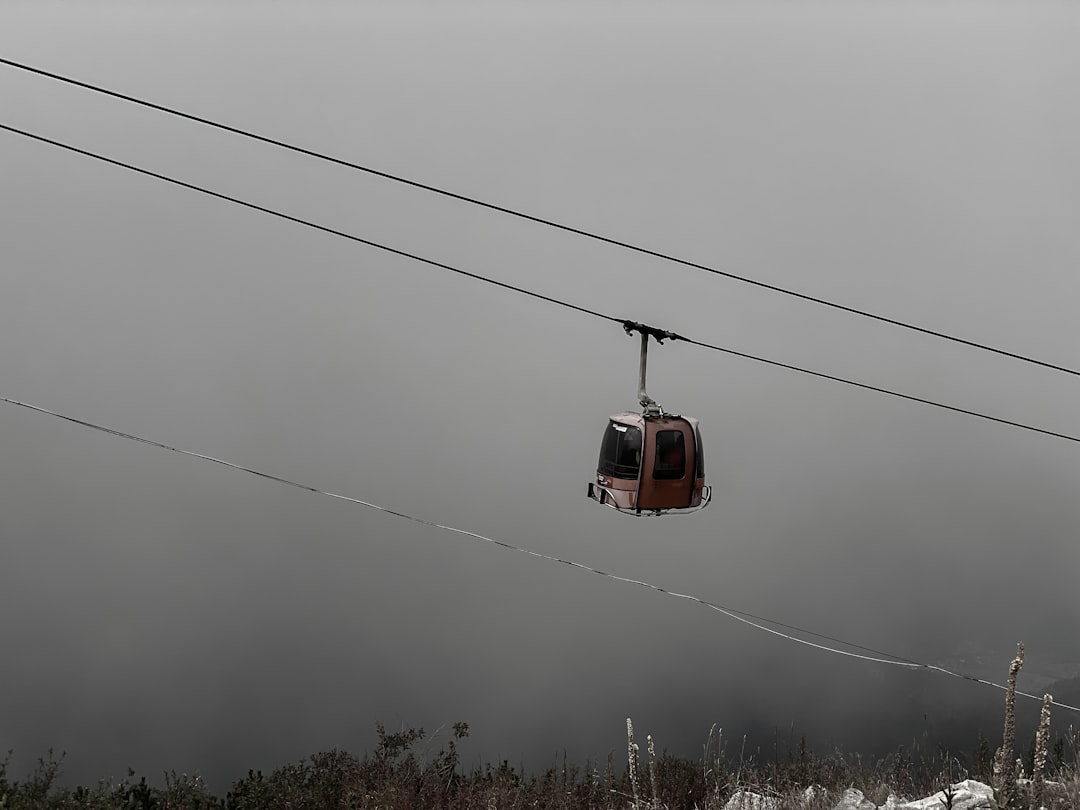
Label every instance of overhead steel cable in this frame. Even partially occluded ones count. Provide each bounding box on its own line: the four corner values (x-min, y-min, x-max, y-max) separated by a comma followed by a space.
2, 394, 1077, 715
0, 123, 618, 327
4, 120, 1080, 449
679, 336, 1080, 445
2, 55, 1078, 380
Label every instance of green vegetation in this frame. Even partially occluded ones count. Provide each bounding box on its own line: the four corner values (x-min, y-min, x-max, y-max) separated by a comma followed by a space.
2, 720, 1078, 810
3, 650, 1079, 808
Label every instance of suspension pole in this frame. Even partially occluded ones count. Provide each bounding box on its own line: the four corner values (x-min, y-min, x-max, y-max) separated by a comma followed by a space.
638, 331, 660, 414
622, 320, 679, 416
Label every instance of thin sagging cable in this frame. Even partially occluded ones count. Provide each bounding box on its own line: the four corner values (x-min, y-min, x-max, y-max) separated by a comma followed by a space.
2, 55, 1078, 380
4, 120, 1080, 450
3, 395, 1077, 714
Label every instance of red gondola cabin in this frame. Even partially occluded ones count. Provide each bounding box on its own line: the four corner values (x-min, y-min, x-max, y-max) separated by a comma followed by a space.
587, 411, 707, 515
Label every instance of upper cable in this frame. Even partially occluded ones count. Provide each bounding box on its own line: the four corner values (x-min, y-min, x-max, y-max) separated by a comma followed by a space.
2, 121, 1079, 449
2, 55, 1078, 379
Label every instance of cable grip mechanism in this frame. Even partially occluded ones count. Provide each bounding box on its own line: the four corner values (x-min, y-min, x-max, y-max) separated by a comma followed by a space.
621, 320, 681, 344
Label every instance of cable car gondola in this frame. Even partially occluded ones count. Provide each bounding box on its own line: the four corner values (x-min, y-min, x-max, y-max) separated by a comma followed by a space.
587, 322, 711, 516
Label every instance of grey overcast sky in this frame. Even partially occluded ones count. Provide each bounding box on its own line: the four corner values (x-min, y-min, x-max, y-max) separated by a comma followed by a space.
2, 0, 1080, 791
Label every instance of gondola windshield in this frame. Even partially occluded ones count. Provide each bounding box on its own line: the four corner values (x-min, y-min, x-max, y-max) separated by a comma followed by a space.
598, 422, 642, 480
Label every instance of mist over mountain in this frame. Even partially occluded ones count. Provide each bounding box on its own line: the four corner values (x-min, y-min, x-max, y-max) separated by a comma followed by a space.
2, 1, 1079, 794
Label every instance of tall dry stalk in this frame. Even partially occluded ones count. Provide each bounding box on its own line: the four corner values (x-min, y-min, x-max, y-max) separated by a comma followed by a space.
647, 734, 660, 810
994, 643, 1024, 809
1032, 693, 1053, 810
627, 718, 641, 810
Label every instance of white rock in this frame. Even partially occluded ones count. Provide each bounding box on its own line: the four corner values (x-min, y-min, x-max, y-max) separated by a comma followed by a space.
894, 779, 996, 810
831, 787, 876, 810
722, 789, 780, 810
